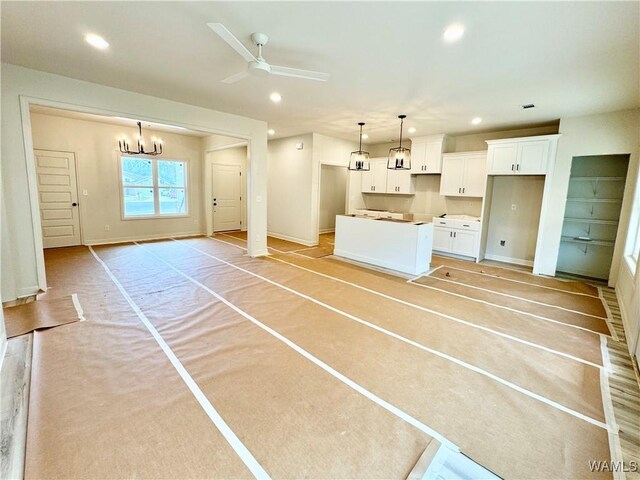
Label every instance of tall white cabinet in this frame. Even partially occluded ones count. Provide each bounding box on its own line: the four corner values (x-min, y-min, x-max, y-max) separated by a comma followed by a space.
409, 135, 453, 174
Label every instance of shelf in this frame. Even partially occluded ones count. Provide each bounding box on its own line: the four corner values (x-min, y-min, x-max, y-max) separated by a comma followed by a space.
569, 176, 625, 182
565, 198, 622, 203
563, 217, 619, 225
561, 236, 615, 247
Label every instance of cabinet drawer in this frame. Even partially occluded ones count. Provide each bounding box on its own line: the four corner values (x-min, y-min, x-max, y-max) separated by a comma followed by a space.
431, 217, 481, 231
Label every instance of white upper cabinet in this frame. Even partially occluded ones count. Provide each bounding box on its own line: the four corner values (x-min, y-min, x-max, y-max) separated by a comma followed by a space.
486, 135, 560, 175
440, 152, 487, 197
386, 168, 416, 194
361, 158, 415, 194
361, 159, 388, 193
410, 134, 453, 174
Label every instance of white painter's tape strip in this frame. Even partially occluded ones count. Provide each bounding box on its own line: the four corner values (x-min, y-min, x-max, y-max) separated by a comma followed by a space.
434, 263, 601, 298
138, 241, 460, 452
71, 293, 87, 322
88, 246, 270, 480
259, 248, 602, 370
408, 279, 608, 338
178, 239, 608, 431
598, 287, 620, 341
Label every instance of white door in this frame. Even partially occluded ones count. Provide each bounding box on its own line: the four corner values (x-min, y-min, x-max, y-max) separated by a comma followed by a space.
35, 150, 81, 248
451, 230, 477, 256
433, 227, 452, 252
517, 140, 549, 174
440, 156, 465, 196
488, 143, 518, 174
212, 164, 242, 232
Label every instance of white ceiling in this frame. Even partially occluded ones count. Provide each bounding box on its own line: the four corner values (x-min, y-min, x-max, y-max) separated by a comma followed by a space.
3, 2, 639, 144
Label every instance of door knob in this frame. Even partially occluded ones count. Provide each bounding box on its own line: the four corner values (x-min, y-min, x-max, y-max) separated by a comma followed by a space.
72, 202, 78, 207
213, 203, 217, 206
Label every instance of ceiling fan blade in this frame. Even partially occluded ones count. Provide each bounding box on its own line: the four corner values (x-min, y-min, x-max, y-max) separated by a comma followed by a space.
221, 70, 251, 84
270, 65, 331, 82
207, 23, 256, 63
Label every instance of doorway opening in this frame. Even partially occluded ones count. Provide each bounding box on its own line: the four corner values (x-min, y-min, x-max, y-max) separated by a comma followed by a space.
318, 164, 348, 235
205, 142, 248, 234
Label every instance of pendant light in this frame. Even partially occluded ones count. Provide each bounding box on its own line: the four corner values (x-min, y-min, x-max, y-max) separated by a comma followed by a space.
119, 122, 163, 156
348, 122, 370, 171
387, 115, 411, 170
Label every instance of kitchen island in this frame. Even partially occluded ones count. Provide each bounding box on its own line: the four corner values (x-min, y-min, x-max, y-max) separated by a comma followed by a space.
334, 215, 434, 276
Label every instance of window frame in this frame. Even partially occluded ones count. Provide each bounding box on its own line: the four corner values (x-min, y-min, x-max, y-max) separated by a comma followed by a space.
119, 155, 189, 220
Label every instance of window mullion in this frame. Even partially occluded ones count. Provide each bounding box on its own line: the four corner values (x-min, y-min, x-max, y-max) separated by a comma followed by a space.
153, 159, 160, 216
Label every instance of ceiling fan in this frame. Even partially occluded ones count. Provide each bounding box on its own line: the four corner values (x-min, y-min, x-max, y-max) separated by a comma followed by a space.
207, 23, 331, 84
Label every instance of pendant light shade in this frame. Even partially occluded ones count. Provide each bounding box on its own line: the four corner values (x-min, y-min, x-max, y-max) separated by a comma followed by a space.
348, 122, 370, 171
388, 115, 411, 170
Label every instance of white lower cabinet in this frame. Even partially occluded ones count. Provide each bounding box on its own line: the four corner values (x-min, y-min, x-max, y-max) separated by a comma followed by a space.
432, 217, 481, 259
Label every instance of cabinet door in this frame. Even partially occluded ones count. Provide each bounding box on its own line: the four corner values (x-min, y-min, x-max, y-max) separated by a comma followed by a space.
385, 168, 398, 193
451, 230, 477, 256
424, 141, 444, 173
462, 156, 487, 197
409, 141, 427, 174
440, 156, 465, 196
373, 161, 388, 193
488, 143, 518, 174
396, 170, 415, 194
517, 140, 549, 174
433, 227, 453, 252
361, 168, 374, 193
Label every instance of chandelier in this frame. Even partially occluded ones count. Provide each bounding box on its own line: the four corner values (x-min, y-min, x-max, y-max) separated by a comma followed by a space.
388, 115, 411, 170
119, 122, 163, 156
348, 122, 370, 171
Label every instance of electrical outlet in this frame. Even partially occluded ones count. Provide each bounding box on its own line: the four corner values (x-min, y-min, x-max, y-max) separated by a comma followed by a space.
500, 240, 506, 246
82, 189, 88, 196
511, 204, 517, 210
104, 225, 110, 231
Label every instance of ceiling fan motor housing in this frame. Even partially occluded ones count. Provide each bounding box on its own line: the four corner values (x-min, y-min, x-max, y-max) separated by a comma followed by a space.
248, 60, 272, 76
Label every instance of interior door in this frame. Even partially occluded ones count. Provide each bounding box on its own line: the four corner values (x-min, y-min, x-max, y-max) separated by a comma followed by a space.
35, 149, 81, 248
212, 163, 242, 232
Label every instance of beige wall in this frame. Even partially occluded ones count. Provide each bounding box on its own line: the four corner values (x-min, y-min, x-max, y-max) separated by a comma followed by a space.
1, 64, 268, 306
204, 145, 247, 235
29, 112, 204, 247
450, 124, 559, 152
319, 165, 347, 232
268, 134, 314, 244
485, 176, 545, 264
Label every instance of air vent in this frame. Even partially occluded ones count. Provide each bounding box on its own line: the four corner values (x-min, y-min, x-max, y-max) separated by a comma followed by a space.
521, 103, 536, 109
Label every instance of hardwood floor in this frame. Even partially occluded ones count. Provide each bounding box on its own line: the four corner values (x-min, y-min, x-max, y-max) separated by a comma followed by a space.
601, 288, 640, 478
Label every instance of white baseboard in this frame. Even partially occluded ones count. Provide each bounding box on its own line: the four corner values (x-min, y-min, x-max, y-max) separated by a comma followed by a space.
84, 231, 203, 246
267, 231, 315, 247
484, 253, 533, 267
319, 228, 335, 234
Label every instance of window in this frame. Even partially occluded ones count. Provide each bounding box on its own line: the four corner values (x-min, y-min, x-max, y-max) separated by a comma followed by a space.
121, 157, 187, 218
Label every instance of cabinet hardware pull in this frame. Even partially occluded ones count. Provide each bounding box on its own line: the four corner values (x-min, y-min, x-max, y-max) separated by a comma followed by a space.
450, 232, 452, 237
511, 164, 514, 171
463, 224, 470, 227
454, 232, 457, 237
516, 164, 520, 171
463, 187, 465, 193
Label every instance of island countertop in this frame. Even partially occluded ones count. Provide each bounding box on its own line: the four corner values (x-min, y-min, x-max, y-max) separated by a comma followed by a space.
333, 215, 433, 276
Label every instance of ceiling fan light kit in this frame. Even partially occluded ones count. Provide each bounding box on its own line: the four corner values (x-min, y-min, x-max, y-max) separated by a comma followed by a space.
348, 122, 371, 171
208, 23, 331, 84
388, 115, 411, 170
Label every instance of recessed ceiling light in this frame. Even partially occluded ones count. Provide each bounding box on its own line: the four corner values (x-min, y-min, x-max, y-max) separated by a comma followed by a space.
471, 117, 482, 125
85, 33, 109, 50
268, 129, 275, 135
408, 127, 417, 134
270, 92, 282, 103
443, 24, 465, 43
361, 133, 369, 140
